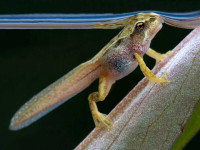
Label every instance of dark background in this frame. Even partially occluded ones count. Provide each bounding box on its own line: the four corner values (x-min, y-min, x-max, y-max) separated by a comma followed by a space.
0, 0, 199, 149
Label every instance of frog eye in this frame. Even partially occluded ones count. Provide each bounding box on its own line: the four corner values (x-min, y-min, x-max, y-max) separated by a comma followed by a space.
135, 22, 145, 31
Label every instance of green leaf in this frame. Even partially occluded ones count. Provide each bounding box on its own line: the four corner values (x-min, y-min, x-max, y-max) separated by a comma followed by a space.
172, 101, 200, 150
75, 27, 200, 150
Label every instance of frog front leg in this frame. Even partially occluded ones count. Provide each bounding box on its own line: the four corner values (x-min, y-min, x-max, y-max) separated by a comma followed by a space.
88, 76, 114, 131
134, 52, 169, 85
146, 48, 173, 64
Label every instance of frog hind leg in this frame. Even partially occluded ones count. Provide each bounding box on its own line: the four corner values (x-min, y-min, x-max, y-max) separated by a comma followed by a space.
88, 75, 114, 131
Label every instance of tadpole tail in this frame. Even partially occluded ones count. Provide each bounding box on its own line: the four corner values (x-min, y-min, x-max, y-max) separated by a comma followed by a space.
9, 59, 101, 131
